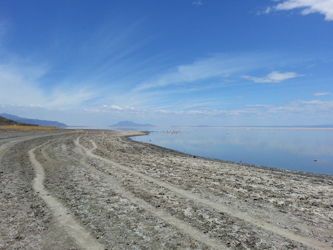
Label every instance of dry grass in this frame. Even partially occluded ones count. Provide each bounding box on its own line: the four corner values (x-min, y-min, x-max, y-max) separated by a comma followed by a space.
0, 125, 57, 131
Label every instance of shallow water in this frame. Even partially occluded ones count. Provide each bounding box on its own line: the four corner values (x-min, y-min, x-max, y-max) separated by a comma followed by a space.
130, 127, 333, 175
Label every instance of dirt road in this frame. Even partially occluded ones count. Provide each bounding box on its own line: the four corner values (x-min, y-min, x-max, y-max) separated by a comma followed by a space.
1, 129, 332, 249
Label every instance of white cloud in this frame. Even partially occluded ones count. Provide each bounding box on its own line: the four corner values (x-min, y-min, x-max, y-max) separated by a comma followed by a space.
99, 105, 135, 111
314, 92, 332, 96
245, 104, 274, 108
102, 105, 123, 110
271, 0, 333, 21
263, 7, 272, 14
242, 71, 300, 83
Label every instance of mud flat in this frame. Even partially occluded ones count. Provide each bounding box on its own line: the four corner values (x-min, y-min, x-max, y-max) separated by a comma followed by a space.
0, 129, 332, 250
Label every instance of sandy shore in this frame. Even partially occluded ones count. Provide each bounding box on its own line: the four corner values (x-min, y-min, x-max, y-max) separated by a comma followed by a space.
0, 129, 332, 250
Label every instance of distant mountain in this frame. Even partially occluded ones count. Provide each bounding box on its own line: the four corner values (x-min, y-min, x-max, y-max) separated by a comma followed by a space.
109, 121, 156, 127
0, 113, 67, 127
0, 115, 37, 126
0, 115, 21, 125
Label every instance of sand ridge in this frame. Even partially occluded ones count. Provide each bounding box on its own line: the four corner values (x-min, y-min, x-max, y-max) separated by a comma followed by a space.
77, 137, 330, 249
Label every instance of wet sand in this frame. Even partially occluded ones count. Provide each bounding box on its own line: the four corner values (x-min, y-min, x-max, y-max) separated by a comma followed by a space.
0, 129, 332, 249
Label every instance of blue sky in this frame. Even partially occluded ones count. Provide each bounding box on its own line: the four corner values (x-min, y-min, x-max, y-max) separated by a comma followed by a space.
0, 0, 332, 126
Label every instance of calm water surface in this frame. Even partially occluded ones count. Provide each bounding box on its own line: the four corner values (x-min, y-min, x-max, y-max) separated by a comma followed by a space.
130, 127, 333, 175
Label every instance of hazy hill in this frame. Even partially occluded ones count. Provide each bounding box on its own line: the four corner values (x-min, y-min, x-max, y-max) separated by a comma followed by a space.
0, 113, 67, 127
0, 115, 20, 125
0, 115, 37, 126
109, 121, 156, 127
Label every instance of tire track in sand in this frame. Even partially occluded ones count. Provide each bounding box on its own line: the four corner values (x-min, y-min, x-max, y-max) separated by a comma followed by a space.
29, 139, 106, 250
0, 131, 78, 165
77, 137, 331, 250
74, 136, 228, 250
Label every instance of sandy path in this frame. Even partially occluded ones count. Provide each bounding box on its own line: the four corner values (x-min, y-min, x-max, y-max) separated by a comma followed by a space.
0, 130, 83, 249
74, 136, 227, 250
29, 139, 106, 250
1, 129, 332, 249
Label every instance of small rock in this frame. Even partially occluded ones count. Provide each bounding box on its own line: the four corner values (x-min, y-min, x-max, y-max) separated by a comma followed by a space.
190, 243, 198, 249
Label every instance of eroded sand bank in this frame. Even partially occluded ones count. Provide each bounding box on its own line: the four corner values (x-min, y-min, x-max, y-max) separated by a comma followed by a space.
0, 129, 332, 249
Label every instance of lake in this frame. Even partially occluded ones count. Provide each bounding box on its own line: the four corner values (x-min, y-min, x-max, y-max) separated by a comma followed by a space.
128, 127, 333, 175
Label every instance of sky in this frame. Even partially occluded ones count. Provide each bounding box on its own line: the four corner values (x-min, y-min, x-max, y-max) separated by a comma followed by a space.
0, 0, 332, 126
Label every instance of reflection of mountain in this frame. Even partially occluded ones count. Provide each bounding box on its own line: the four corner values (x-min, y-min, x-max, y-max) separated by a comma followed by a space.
109, 121, 156, 127
0, 113, 67, 127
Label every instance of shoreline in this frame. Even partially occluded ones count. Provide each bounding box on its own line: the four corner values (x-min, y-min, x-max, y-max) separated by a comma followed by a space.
65, 126, 333, 129
129, 133, 333, 178
129, 129, 333, 177
1, 129, 332, 249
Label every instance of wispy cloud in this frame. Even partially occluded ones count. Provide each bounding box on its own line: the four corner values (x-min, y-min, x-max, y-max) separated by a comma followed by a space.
0, 21, 7, 38
267, 100, 333, 115
47, 87, 97, 107
242, 71, 301, 83
192, 1, 203, 6
314, 92, 332, 96
89, 99, 333, 122
3, 98, 333, 126
0, 61, 96, 108
266, 0, 333, 21
0, 19, 10, 47
135, 53, 273, 91
0, 63, 47, 106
